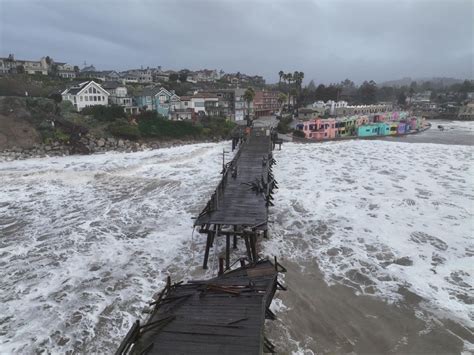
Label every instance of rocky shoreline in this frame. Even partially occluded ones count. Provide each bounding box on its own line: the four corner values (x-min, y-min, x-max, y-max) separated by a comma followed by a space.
0, 135, 220, 161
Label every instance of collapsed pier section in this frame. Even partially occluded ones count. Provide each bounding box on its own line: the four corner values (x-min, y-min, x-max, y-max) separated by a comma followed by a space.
116, 259, 287, 355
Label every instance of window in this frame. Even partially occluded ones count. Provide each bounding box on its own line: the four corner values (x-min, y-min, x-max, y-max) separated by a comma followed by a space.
94, 96, 97, 101
80, 96, 83, 101
102, 96, 105, 101
85, 96, 89, 101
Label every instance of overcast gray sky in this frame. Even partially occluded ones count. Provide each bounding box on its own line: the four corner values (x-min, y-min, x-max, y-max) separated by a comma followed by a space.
1, 0, 473, 84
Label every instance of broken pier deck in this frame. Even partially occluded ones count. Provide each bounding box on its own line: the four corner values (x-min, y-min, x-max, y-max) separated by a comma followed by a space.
116, 259, 286, 355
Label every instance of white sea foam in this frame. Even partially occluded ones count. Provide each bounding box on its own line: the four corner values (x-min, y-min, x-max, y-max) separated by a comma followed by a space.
0, 143, 227, 353
264, 139, 474, 328
1, 134, 473, 353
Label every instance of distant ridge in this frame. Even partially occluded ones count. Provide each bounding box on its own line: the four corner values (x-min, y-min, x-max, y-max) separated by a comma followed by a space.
379, 77, 465, 88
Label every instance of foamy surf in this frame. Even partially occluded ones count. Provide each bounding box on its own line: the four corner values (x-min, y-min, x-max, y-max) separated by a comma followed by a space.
264, 138, 473, 330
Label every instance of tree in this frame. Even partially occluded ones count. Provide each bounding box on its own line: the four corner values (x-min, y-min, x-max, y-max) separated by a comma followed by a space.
283, 73, 293, 108
169, 73, 179, 82
278, 70, 284, 86
277, 93, 287, 106
16, 65, 25, 74
178, 72, 188, 83
358, 80, 377, 104
397, 92, 407, 106
307, 80, 316, 91
293, 71, 304, 114
73, 65, 80, 73
243, 87, 255, 126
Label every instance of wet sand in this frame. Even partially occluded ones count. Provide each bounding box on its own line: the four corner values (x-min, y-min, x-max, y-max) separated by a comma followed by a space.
267, 260, 472, 354
377, 120, 474, 146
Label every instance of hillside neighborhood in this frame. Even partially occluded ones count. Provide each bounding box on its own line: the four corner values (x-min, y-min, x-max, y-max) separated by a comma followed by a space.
0, 53, 473, 160
1, 53, 473, 124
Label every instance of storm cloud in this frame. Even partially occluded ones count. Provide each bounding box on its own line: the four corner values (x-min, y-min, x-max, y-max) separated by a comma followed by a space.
1, 0, 473, 83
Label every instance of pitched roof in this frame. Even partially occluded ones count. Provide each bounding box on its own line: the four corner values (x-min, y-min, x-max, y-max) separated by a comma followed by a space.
102, 81, 122, 89
62, 81, 109, 96
136, 86, 176, 98
64, 81, 89, 95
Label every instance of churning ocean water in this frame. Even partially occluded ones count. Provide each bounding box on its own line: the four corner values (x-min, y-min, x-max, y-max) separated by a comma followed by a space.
0, 122, 473, 353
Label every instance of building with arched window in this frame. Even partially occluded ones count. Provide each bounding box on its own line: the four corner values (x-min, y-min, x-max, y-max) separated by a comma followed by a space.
61, 81, 110, 111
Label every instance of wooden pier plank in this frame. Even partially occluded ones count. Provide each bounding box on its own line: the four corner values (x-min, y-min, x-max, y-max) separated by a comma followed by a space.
122, 260, 278, 355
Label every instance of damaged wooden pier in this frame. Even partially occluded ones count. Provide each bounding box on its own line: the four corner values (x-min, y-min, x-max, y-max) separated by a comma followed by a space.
195, 126, 279, 269
116, 259, 286, 355
117, 120, 285, 354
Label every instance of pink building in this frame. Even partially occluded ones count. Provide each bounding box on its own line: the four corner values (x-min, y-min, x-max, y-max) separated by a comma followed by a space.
356, 115, 369, 126
296, 118, 337, 140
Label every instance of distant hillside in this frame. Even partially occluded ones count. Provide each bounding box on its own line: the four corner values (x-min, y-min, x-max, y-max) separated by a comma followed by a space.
379, 77, 465, 88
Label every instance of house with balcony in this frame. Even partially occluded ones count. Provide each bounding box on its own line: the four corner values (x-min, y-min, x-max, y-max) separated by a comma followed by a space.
335, 116, 358, 137
295, 118, 337, 140
55, 63, 76, 79
234, 88, 252, 121
0, 54, 49, 75
102, 81, 138, 114
170, 108, 195, 121
253, 90, 280, 117
135, 87, 180, 117
61, 81, 109, 111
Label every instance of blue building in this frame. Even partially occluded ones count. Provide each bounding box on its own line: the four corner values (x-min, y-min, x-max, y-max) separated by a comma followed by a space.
357, 123, 390, 137
135, 87, 180, 118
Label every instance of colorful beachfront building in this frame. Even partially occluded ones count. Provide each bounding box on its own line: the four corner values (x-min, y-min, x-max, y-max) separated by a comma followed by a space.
296, 110, 421, 140
408, 116, 425, 130
296, 118, 337, 140
335, 116, 357, 137
389, 122, 398, 135
357, 123, 391, 137
397, 122, 409, 134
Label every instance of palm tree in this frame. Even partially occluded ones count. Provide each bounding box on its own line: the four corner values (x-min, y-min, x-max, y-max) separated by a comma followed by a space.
278, 93, 287, 114
278, 70, 284, 87
243, 87, 255, 126
285, 73, 293, 109
294, 71, 304, 115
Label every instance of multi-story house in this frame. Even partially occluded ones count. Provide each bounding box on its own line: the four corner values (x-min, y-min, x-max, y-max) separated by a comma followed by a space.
334, 103, 393, 116
120, 71, 140, 83
135, 87, 180, 117
253, 90, 280, 117
195, 69, 220, 82
102, 81, 138, 114
178, 93, 223, 117
207, 89, 235, 119
0, 54, 49, 75
234, 88, 249, 121
55, 62, 76, 79
295, 118, 337, 140
61, 81, 109, 111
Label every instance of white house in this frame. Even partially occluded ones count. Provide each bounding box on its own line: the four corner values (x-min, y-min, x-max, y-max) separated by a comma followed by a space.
61, 81, 109, 111
55, 63, 76, 79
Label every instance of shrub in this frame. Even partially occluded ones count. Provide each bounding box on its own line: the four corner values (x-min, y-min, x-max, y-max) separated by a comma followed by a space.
81, 105, 126, 121
109, 123, 141, 140
200, 116, 236, 138
276, 115, 293, 134
138, 118, 202, 138
293, 129, 305, 138
59, 100, 75, 114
